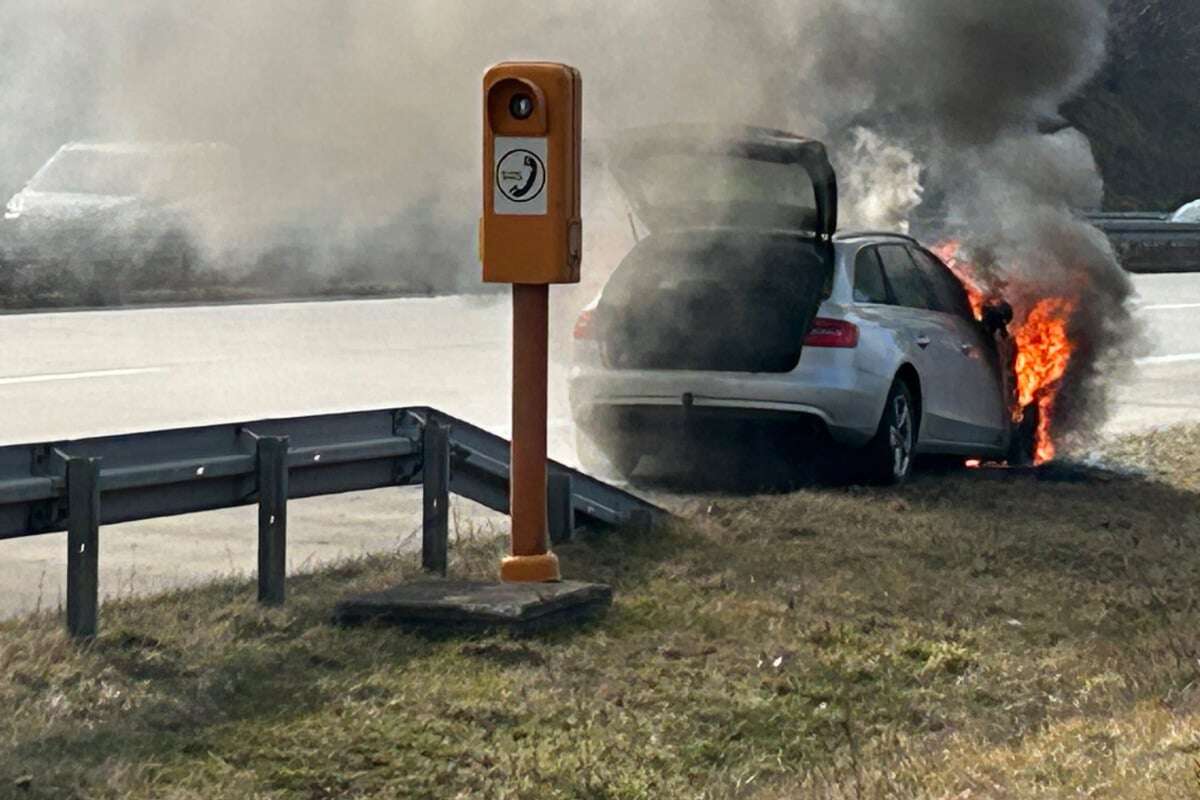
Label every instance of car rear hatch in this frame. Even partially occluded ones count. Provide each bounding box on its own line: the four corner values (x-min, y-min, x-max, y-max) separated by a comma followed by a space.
598, 125, 837, 374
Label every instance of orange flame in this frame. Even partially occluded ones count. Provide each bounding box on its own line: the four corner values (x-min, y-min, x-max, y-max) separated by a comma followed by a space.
932, 240, 1075, 465
933, 241, 986, 319
1012, 298, 1075, 463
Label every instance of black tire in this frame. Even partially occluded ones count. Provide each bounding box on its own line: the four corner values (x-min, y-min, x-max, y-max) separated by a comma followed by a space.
575, 428, 641, 480
84, 266, 126, 307
859, 379, 917, 485
1007, 402, 1040, 466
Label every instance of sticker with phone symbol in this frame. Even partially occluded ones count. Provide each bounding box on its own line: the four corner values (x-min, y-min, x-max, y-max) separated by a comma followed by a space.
495, 137, 548, 215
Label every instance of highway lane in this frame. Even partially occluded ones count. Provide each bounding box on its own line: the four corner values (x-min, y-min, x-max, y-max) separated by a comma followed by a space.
0, 295, 542, 445
1111, 273, 1200, 433
1, 274, 1197, 618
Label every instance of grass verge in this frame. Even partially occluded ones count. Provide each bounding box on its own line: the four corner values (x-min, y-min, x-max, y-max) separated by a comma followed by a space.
3, 427, 1200, 799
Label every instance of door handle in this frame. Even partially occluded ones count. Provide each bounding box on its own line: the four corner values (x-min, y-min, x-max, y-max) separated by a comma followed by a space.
915, 336, 932, 349
960, 343, 974, 355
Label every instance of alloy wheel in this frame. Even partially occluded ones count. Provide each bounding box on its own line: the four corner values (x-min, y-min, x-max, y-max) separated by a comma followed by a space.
889, 394, 913, 480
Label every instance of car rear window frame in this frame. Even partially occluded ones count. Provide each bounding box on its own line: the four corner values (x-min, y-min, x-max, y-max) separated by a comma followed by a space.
875, 244, 939, 311
852, 247, 894, 305
908, 247, 977, 322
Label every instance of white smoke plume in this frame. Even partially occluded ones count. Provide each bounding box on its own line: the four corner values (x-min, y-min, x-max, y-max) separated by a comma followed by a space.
836, 128, 924, 233
0, 0, 1133, 440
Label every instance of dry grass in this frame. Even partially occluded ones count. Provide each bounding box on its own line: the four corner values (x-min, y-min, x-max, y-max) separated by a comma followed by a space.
2, 427, 1200, 799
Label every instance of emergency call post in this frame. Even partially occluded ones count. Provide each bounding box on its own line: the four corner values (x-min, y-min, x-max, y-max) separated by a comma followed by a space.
481, 62, 582, 584
482, 62, 582, 284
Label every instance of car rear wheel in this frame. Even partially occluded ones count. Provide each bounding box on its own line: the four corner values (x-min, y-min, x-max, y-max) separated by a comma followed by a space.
575, 428, 641, 480
1007, 402, 1040, 466
84, 266, 126, 307
860, 380, 916, 485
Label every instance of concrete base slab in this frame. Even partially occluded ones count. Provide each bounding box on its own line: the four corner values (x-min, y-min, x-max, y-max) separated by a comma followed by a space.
333, 580, 613, 631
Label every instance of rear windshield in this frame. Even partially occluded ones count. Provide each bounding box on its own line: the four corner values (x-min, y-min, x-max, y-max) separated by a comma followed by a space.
617, 153, 818, 231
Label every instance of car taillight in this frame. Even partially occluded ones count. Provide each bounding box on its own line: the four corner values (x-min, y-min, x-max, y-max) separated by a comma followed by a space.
804, 318, 859, 348
573, 308, 596, 340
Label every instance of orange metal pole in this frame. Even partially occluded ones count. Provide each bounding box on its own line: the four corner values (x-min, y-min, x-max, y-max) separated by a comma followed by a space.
500, 282, 561, 582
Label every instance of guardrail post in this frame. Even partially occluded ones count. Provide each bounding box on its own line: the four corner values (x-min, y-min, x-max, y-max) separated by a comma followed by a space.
548, 471, 575, 545
422, 420, 450, 576
66, 457, 100, 639
257, 436, 289, 606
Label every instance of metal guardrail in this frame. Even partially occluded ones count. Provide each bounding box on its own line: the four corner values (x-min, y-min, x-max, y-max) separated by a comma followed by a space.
0, 406, 663, 636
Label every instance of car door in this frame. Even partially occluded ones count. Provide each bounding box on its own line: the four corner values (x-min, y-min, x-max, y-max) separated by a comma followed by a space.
872, 244, 963, 444
909, 247, 1009, 445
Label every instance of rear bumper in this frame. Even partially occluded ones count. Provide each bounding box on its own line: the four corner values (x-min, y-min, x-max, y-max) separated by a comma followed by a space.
569, 355, 888, 448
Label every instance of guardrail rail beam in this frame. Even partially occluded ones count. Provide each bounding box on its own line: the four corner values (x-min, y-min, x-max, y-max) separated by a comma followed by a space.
0, 405, 664, 638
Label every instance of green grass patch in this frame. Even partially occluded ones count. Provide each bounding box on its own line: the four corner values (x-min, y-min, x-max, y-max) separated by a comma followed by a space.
3, 427, 1200, 798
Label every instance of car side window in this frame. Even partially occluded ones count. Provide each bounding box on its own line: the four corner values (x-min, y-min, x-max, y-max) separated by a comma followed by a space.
853, 248, 891, 304
877, 245, 936, 310
910, 248, 976, 321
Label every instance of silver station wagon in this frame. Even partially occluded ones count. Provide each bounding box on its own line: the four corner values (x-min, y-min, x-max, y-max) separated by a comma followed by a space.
570, 125, 1026, 484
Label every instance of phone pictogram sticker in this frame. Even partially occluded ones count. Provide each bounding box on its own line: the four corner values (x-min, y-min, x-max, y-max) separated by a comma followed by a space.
494, 137, 548, 215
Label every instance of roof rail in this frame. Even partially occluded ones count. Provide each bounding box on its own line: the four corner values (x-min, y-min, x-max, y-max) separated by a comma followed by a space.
834, 230, 918, 243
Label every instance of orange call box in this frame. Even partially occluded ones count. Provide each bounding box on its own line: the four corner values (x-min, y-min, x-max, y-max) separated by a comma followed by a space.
482, 62, 582, 284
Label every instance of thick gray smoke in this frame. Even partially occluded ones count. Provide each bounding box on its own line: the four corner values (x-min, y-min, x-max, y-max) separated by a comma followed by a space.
0, 0, 1132, 442
807, 0, 1133, 446
837, 128, 924, 233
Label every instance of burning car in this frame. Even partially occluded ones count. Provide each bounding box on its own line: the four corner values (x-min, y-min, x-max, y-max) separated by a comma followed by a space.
569, 125, 1033, 484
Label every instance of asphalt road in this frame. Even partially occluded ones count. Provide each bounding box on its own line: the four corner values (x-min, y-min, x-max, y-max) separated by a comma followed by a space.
1, 274, 1197, 619
1109, 273, 1200, 433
